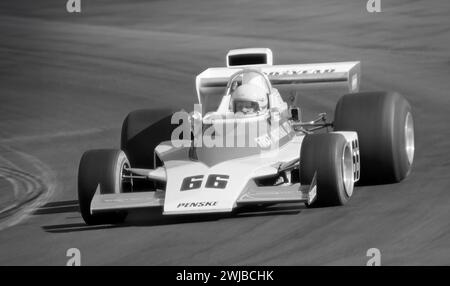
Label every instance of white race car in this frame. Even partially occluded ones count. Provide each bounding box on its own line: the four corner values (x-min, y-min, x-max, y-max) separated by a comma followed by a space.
78, 48, 415, 225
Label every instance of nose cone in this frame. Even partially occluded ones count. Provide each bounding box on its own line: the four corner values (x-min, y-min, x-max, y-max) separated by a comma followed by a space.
162, 161, 252, 215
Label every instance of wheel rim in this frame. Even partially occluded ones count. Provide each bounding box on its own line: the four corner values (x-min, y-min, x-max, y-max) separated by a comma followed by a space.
120, 161, 133, 193
405, 112, 415, 165
342, 143, 354, 197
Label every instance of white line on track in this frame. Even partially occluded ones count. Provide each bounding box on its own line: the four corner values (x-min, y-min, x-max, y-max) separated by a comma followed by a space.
0, 147, 57, 231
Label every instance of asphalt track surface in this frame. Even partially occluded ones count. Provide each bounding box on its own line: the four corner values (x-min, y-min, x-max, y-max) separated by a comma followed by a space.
0, 0, 449, 265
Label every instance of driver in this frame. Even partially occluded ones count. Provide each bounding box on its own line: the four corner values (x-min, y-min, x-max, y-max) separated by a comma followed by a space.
230, 72, 269, 115
231, 84, 268, 115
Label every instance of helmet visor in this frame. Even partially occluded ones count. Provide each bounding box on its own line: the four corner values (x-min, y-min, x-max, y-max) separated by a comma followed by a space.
234, 100, 260, 114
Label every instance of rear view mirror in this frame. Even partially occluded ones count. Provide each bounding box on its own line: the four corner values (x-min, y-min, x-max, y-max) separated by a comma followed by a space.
290, 107, 302, 122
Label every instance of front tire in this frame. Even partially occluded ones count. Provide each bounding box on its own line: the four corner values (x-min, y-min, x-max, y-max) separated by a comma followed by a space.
300, 133, 354, 207
78, 149, 129, 225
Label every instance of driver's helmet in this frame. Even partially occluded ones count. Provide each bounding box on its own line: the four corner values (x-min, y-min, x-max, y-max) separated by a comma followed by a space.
230, 72, 269, 115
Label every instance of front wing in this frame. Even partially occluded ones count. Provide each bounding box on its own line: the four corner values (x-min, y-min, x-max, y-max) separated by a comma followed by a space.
90, 177, 317, 215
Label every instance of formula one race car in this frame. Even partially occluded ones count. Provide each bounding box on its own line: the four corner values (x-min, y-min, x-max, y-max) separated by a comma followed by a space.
78, 48, 415, 225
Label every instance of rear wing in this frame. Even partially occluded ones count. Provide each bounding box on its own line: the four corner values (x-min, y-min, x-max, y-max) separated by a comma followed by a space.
196, 52, 360, 113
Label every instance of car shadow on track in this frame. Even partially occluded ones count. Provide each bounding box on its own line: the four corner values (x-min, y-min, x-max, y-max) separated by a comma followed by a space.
41, 203, 304, 233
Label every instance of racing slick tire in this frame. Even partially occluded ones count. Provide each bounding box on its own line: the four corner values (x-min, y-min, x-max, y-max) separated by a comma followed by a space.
333, 91, 414, 184
121, 109, 176, 169
300, 133, 354, 207
78, 149, 130, 225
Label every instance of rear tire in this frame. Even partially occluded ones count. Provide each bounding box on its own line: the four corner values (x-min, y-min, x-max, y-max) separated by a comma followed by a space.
300, 133, 354, 207
334, 91, 414, 184
121, 109, 176, 169
78, 149, 129, 225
